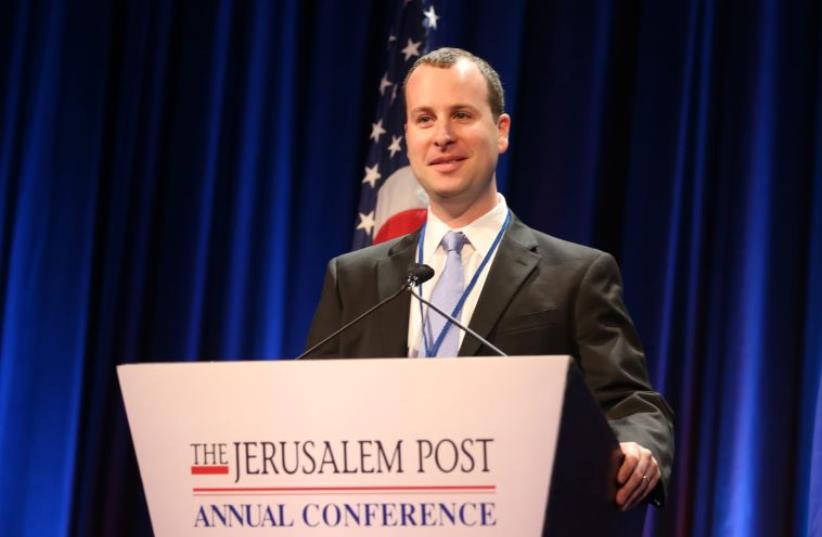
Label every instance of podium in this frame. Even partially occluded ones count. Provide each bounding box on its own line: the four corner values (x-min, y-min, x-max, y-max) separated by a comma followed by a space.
118, 356, 646, 536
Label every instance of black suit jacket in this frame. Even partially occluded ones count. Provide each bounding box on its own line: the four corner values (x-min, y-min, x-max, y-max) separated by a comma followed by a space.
306, 215, 674, 503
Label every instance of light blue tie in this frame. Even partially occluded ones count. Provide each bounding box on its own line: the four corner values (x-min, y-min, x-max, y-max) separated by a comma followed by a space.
425, 231, 468, 357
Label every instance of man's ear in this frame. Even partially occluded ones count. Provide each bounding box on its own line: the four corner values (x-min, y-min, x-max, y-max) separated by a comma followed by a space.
497, 113, 511, 154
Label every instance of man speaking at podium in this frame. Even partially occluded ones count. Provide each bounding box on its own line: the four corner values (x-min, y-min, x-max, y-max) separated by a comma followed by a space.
307, 48, 674, 512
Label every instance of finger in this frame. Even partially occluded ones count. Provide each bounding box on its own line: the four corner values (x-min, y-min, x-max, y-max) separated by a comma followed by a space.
625, 470, 661, 511
617, 447, 639, 485
623, 472, 652, 510
616, 471, 644, 507
616, 481, 635, 508
624, 461, 660, 510
617, 455, 651, 507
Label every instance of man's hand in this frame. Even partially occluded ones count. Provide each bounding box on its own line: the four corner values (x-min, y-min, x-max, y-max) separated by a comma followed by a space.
615, 442, 660, 511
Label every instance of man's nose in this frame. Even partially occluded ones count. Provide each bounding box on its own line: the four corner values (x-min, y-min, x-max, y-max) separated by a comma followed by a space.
433, 121, 455, 148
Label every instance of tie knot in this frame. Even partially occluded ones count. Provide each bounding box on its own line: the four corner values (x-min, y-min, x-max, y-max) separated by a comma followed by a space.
442, 231, 467, 253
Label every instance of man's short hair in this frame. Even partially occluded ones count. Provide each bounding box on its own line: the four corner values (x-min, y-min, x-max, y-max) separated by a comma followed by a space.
403, 47, 505, 120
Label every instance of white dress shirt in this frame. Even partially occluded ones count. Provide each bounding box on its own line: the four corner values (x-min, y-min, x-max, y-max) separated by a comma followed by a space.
407, 194, 509, 357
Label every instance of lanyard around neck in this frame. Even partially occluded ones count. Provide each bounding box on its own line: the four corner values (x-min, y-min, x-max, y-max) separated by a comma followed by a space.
416, 209, 512, 357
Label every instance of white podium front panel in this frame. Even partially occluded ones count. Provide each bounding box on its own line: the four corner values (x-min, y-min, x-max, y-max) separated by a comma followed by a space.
118, 356, 570, 536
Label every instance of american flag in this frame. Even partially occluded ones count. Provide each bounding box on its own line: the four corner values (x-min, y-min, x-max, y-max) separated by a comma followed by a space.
352, 0, 440, 250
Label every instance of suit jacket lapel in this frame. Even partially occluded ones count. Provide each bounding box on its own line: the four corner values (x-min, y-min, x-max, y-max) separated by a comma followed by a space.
374, 232, 419, 357
459, 216, 540, 356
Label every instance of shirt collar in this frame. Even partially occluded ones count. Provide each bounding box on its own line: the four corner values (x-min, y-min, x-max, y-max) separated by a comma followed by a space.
422, 194, 509, 260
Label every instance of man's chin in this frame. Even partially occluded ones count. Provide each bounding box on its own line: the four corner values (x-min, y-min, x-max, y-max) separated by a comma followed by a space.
427, 187, 470, 203
421, 175, 470, 195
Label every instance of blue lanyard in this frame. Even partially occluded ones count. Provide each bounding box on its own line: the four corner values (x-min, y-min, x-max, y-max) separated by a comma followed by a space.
417, 210, 512, 357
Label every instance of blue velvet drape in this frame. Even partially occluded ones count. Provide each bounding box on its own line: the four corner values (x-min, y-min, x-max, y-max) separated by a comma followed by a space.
1, 1, 820, 536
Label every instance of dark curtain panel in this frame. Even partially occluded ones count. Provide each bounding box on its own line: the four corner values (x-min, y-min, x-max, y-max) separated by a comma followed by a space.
0, 1, 819, 536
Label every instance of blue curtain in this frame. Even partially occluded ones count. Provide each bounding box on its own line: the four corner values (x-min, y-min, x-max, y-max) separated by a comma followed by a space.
0, 1, 819, 535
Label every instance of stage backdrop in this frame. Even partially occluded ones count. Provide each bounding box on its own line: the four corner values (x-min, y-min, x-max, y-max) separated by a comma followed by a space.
0, 1, 820, 536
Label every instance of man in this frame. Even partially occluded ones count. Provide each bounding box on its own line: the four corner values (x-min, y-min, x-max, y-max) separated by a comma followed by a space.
307, 48, 673, 511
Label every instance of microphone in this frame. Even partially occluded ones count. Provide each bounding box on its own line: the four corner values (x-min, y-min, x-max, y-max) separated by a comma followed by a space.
407, 263, 434, 286
407, 263, 507, 357
296, 264, 435, 360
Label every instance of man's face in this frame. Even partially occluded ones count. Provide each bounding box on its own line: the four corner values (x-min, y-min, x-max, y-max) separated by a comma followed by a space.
404, 59, 510, 213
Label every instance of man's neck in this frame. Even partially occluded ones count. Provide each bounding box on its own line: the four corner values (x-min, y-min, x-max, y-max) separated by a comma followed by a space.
429, 187, 498, 228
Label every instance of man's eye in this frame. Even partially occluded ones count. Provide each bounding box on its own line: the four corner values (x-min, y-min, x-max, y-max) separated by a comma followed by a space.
454, 111, 471, 120
416, 115, 433, 124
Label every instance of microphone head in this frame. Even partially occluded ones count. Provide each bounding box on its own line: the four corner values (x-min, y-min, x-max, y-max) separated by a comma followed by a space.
407, 263, 435, 286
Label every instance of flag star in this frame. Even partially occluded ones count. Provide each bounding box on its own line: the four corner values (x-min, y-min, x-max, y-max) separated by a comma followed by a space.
390, 83, 399, 104
401, 38, 422, 61
423, 6, 439, 29
370, 119, 387, 142
357, 211, 376, 234
379, 73, 393, 96
388, 34, 397, 43
387, 135, 403, 158
363, 164, 381, 187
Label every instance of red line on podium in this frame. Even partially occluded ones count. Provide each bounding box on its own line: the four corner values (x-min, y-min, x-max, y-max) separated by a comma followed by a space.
191, 465, 230, 475
192, 485, 496, 494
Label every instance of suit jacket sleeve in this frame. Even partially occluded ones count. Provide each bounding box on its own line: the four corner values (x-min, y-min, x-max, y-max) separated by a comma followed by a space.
574, 251, 674, 505
306, 258, 343, 357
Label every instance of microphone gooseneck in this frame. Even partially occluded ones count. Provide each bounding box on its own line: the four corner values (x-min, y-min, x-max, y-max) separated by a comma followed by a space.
298, 263, 506, 359
408, 264, 507, 357
296, 264, 434, 360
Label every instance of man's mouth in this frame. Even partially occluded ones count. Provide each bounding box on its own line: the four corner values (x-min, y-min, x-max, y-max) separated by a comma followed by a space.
428, 155, 467, 172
